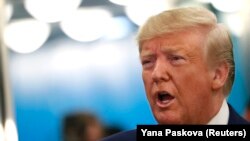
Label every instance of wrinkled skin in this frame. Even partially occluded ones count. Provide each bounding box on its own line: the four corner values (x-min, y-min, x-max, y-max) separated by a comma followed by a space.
140, 29, 225, 124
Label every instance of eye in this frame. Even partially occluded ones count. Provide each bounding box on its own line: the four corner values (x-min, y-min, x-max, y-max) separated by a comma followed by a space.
171, 55, 183, 61
142, 60, 151, 65
168, 55, 186, 65
141, 59, 154, 69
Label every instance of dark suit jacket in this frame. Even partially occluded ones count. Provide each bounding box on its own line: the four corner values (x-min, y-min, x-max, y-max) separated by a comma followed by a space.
100, 104, 249, 141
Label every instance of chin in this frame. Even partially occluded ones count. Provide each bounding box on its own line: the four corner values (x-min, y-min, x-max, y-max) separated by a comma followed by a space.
157, 119, 183, 125
155, 113, 183, 125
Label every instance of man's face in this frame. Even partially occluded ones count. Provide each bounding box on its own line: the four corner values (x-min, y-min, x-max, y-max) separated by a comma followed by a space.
140, 29, 215, 124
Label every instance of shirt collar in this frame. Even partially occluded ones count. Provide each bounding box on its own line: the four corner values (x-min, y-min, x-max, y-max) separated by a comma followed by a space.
207, 99, 229, 125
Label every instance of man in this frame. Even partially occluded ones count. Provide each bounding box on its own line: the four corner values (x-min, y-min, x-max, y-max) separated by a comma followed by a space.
100, 7, 249, 141
63, 112, 105, 141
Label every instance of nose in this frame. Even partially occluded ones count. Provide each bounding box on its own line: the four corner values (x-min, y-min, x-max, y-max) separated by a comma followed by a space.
152, 59, 170, 83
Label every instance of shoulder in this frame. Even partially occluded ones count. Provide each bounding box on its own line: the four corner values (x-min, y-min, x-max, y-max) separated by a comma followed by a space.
100, 129, 136, 141
228, 103, 250, 124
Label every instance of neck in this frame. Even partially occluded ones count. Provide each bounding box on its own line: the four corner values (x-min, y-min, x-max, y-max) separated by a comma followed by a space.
207, 90, 226, 123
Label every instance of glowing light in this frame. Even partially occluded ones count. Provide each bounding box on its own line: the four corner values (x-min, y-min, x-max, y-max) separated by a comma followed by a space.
0, 124, 4, 141
4, 19, 51, 54
5, 3, 13, 22
222, 13, 245, 36
24, 0, 82, 23
125, 0, 172, 26
60, 8, 112, 42
5, 119, 18, 141
211, 0, 245, 13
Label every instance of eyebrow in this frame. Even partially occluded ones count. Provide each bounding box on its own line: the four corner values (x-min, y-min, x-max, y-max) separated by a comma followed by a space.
140, 44, 188, 58
161, 44, 188, 53
140, 50, 155, 58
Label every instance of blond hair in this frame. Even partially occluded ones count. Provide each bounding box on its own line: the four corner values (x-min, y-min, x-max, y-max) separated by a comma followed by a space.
136, 7, 234, 95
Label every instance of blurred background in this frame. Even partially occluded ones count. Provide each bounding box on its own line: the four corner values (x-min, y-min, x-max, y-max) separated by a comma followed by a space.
0, 0, 250, 141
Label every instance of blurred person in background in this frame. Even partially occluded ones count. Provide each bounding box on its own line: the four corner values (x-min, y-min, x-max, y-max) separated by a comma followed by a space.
63, 112, 105, 141
100, 7, 249, 141
63, 112, 122, 141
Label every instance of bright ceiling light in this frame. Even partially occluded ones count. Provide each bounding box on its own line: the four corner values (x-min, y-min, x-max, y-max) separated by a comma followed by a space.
0, 124, 4, 141
24, 0, 82, 23
4, 119, 18, 141
222, 13, 245, 36
5, 2, 13, 22
60, 8, 112, 42
4, 19, 51, 54
125, 0, 172, 26
211, 0, 246, 13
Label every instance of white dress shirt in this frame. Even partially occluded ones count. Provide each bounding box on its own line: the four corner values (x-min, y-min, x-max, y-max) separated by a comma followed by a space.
207, 99, 229, 125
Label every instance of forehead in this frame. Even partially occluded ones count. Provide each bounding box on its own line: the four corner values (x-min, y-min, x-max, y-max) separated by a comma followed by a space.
140, 29, 206, 55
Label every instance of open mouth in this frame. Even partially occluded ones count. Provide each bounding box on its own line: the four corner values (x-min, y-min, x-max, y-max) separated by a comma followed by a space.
156, 91, 174, 106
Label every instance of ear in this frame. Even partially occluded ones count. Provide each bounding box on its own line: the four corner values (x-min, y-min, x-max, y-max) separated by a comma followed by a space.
211, 62, 229, 90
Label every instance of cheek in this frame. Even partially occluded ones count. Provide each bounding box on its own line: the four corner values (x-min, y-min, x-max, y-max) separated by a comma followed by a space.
175, 63, 211, 87
175, 75, 211, 117
174, 67, 212, 101
142, 72, 153, 97
142, 71, 152, 86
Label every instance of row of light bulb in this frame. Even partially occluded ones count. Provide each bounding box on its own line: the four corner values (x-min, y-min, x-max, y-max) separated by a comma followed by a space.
4, 0, 248, 54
